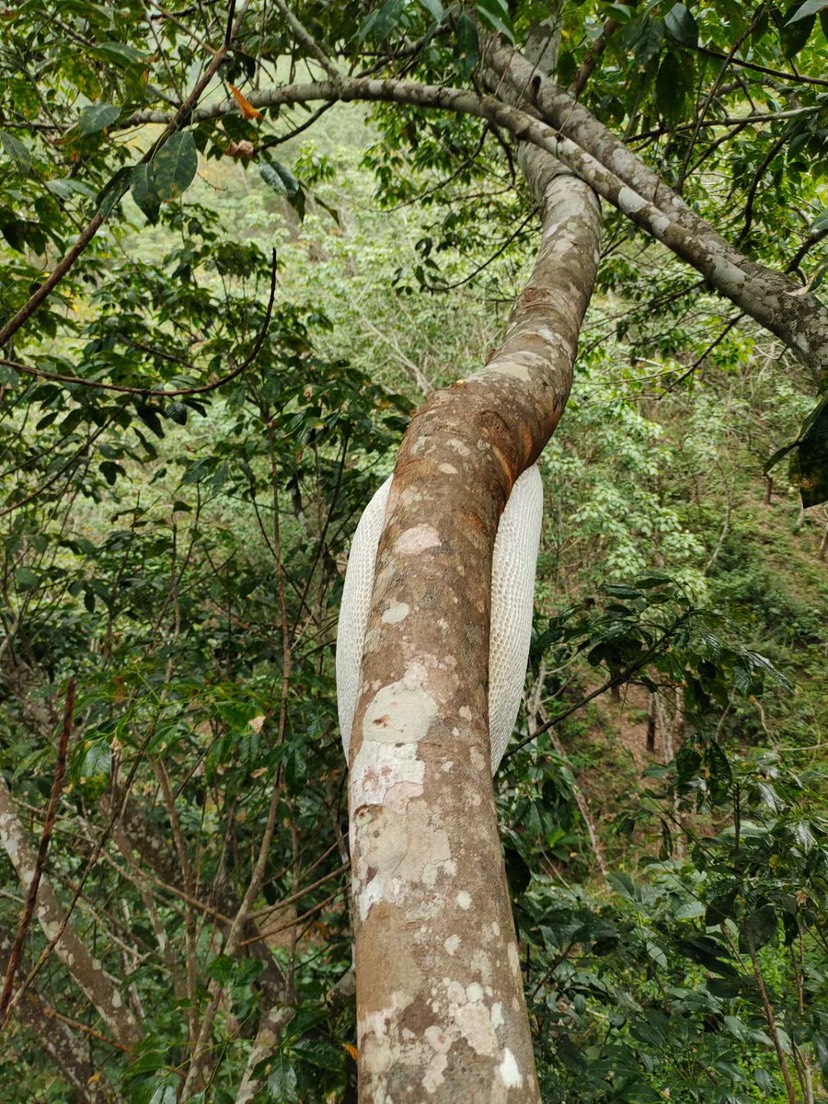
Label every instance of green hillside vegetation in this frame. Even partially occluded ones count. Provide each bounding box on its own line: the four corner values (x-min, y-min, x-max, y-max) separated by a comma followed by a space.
1, 2, 827, 1102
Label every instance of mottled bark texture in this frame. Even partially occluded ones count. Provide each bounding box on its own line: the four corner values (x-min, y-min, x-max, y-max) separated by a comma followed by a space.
482, 37, 828, 377
348, 158, 600, 1099
125, 66, 828, 377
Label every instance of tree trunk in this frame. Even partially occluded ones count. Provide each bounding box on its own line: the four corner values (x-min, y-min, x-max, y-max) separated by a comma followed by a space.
348, 149, 600, 1099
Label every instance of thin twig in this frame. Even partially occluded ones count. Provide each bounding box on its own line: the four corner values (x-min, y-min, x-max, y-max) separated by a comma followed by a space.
0, 678, 75, 1029
1, 249, 278, 397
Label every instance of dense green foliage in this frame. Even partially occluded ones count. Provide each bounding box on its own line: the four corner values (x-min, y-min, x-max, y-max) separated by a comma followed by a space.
1, 1, 828, 1101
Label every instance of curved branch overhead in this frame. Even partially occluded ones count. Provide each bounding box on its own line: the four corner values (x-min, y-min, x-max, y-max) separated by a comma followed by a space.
2, 3, 828, 1100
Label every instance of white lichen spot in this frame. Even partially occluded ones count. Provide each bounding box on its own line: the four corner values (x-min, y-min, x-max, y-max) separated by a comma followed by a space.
395, 524, 441, 556
382, 600, 410, 624
456, 1000, 498, 1057
507, 943, 521, 976
438, 462, 459, 475
444, 934, 461, 955
491, 1002, 505, 1030
617, 186, 647, 215
469, 746, 487, 772
351, 740, 425, 812
422, 863, 441, 887
441, 760, 453, 772
458, 706, 472, 722
446, 979, 466, 1004
423, 1053, 448, 1093
650, 212, 671, 237
456, 890, 472, 910
466, 982, 484, 1003
360, 1008, 395, 1076
499, 1047, 524, 1088
425, 1024, 452, 1054
362, 677, 437, 746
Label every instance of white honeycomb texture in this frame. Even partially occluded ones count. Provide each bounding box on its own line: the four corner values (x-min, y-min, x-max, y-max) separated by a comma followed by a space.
336, 465, 543, 773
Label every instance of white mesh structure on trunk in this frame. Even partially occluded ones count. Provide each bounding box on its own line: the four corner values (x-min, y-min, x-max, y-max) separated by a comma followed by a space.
336, 465, 543, 773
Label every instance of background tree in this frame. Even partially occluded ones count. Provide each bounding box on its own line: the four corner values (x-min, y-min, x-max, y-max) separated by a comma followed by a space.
0, 1, 827, 1102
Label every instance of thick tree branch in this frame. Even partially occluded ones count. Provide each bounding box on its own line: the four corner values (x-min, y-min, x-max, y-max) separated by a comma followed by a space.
348, 145, 601, 1104
116, 69, 828, 374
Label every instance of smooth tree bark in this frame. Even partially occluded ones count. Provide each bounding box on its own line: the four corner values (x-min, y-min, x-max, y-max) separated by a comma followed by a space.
118, 61, 828, 380
347, 152, 601, 1100
4, 10, 828, 1100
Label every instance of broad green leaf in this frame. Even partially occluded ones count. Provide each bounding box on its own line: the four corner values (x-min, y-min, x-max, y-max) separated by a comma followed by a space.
45, 178, 96, 199
95, 41, 147, 66
457, 13, 480, 75
130, 163, 161, 224
789, 393, 828, 506
416, 0, 444, 20
664, 3, 698, 48
14, 567, 39, 590
655, 52, 692, 124
0, 130, 31, 174
780, 1, 815, 54
784, 0, 828, 23
739, 904, 777, 952
476, 0, 514, 41
96, 165, 132, 218
78, 103, 121, 135
634, 17, 665, 67
259, 159, 306, 219
358, 0, 406, 43
152, 131, 198, 202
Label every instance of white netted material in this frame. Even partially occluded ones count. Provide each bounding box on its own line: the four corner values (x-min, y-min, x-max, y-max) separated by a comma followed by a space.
336, 466, 542, 772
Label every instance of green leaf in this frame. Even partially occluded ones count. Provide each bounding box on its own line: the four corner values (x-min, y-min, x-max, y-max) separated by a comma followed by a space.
45, 178, 96, 199
655, 52, 692, 125
358, 0, 406, 43
95, 41, 147, 67
764, 438, 798, 473
97, 166, 132, 218
810, 207, 828, 232
608, 872, 636, 899
0, 130, 32, 174
134, 403, 165, 439
14, 567, 39, 590
259, 159, 305, 220
634, 17, 665, 67
784, 0, 828, 23
739, 904, 777, 953
476, 0, 514, 41
664, 3, 698, 48
130, 164, 161, 224
416, 0, 444, 20
78, 103, 121, 135
780, 1, 815, 54
789, 393, 828, 507
99, 460, 126, 485
152, 132, 198, 202
456, 13, 480, 75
